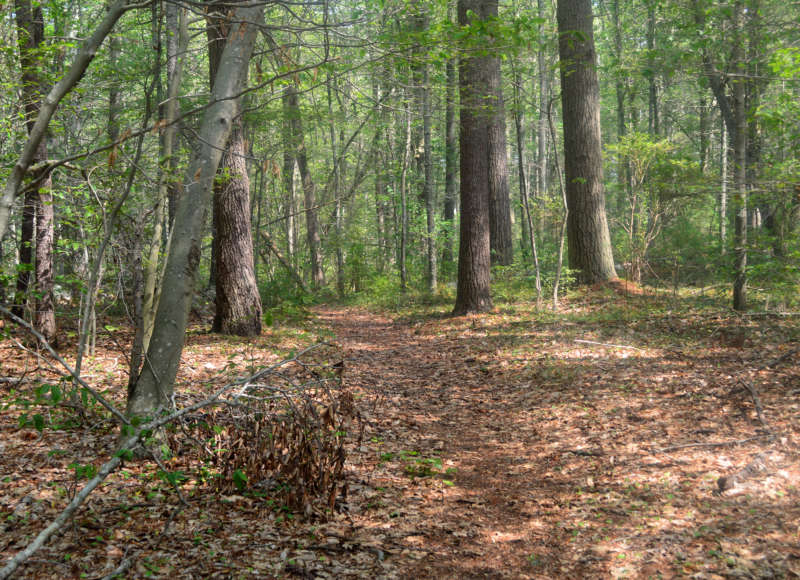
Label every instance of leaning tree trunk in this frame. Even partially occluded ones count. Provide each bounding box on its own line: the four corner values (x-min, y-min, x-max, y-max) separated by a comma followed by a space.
453, 0, 493, 315
556, 0, 617, 284
208, 12, 262, 336
127, 3, 263, 419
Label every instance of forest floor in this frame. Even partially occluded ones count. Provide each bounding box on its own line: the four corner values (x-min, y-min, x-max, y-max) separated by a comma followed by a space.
1, 287, 800, 578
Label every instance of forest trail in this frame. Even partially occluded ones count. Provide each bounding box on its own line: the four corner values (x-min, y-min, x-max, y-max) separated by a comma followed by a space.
319, 307, 546, 577
315, 304, 800, 579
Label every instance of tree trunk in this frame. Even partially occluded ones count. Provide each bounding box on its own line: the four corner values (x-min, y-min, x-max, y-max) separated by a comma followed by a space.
486, 4, 513, 267
285, 84, 324, 288
557, 0, 617, 284
208, 12, 262, 336
732, 0, 747, 311
128, 3, 263, 419
536, 0, 549, 223
15, 0, 56, 344
443, 31, 458, 267
422, 57, 437, 291
453, 0, 493, 315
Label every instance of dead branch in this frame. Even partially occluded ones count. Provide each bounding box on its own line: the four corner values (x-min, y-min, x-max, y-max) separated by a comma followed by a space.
0, 306, 130, 426
653, 435, 771, 453
738, 378, 771, 433
574, 339, 644, 352
716, 451, 769, 493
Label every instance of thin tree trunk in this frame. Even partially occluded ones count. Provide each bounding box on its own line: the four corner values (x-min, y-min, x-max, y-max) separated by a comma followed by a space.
732, 0, 747, 311
720, 116, 728, 253
286, 84, 324, 288
15, 0, 56, 343
399, 101, 412, 292
513, 67, 541, 306
443, 28, 458, 267
536, 0, 548, 230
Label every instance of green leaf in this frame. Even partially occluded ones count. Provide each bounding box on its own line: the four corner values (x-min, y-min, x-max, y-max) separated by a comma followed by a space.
233, 469, 248, 491
33, 414, 45, 432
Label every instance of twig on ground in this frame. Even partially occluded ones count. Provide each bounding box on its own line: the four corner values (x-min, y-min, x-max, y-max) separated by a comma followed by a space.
0, 344, 329, 580
574, 339, 644, 352
0, 306, 130, 426
99, 549, 135, 580
653, 435, 771, 453
738, 379, 772, 433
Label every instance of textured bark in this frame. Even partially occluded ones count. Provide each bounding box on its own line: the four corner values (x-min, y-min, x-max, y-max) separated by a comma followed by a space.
128, 3, 263, 418
556, 0, 617, 284
536, 0, 549, 220
486, 19, 513, 267
453, 0, 492, 315
12, 191, 35, 318
282, 92, 297, 261
15, 0, 56, 344
208, 13, 262, 336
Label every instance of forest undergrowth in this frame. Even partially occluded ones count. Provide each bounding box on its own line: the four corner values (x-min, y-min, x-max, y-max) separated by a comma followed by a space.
1, 287, 799, 578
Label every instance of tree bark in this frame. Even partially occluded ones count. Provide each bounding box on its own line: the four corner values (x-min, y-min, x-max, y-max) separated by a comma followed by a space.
731, 0, 747, 311
486, 0, 512, 267
15, 0, 56, 344
454, 0, 493, 315
557, 0, 617, 284
208, 10, 262, 336
128, 3, 263, 419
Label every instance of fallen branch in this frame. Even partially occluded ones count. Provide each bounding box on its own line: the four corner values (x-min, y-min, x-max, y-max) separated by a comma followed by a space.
0, 344, 329, 579
738, 379, 771, 433
653, 435, 771, 453
716, 451, 769, 493
0, 306, 130, 426
574, 339, 644, 352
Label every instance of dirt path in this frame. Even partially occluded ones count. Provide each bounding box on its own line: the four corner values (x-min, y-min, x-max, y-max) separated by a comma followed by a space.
317, 305, 800, 579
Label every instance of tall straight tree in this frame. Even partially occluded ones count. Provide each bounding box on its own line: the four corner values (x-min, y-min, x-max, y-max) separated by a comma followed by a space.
14, 0, 56, 344
486, 0, 513, 267
127, 3, 263, 419
207, 8, 262, 336
454, 0, 493, 315
556, 0, 617, 284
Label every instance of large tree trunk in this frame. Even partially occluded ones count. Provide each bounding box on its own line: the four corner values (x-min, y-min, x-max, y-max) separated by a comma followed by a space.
127, 3, 263, 419
15, 0, 56, 344
556, 0, 617, 284
453, 0, 493, 315
486, 6, 513, 267
208, 12, 262, 336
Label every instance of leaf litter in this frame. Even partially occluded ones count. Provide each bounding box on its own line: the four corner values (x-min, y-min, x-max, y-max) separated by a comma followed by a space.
1, 292, 799, 578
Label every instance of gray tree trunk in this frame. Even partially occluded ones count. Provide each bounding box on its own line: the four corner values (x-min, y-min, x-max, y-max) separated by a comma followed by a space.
127, 3, 263, 419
